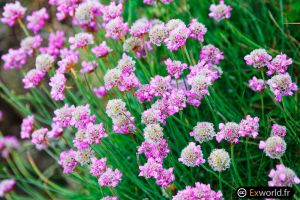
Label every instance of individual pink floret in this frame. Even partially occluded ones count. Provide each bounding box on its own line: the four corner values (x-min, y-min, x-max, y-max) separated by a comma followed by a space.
164, 58, 188, 79
89, 157, 107, 177
93, 86, 107, 98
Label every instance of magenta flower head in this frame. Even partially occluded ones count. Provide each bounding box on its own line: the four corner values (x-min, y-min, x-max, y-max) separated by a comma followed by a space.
69, 33, 94, 50
71, 105, 96, 129
155, 167, 174, 188
208, 148, 230, 172
104, 68, 122, 90
104, 17, 129, 40
188, 19, 207, 42
267, 54, 292, 76
21, 35, 43, 56
216, 122, 240, 143
267, 73, 298, 102
259, 136, 286, 159
85, 123, 108, 145
80, 61, 98, 74
20, 115, 35, 139
1, 1, 26, 26
208, 0, 232, 22
268, 164, 300, 187
51, 0, 82, 21
101, 2, 123, 23
59, 149, 78, 174
200, 44, 224, 64
149, 24, 168, 46
49, 73, 67, 101
1, 48, 26, 70
130, 18, 151, 37
26, 8, 49, 33
164, 58, 188, 79
0, 179, 15, 197
53, 104, 76, 128
150, 75, 172, 97
93, 86, 107, 98
139, 158, 163, 178
40, 31, 65, 58
238, 115, 260, 138
22, 69, 45, 89
190, 122, 215, 143
166, 89, 187, 115
138, 139, 169, 163
92, 42, 112, 58
90, 157, 107, 177
98, 168, 122, 187
165, 24, 190, 51
248, 76, 265, 92
179, 142, 205, 167
271, 124, 286, 138
73, 129, 89, 150
31, 128, 48, 150
244, 49, 272, 68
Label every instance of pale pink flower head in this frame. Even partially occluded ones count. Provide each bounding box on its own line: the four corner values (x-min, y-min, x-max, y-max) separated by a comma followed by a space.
92, 42, 112, 58
136, 84, 155, 102
74, 0, 102, 25
259, 136, 286, 159
130, 18, 151, 37
248, 76, 265, 92
90, 157, 107, 177
31, 128, 48, 149
150, 75, 172, 97
59, 149, 78, 174
73, 129, 89, 150
104, 17, 129, 40
190, 122, 215, 143
49, 73, 67, 101
208, 148, 230, 172
0, 179, 15, 197
271, 124, 286, 138
101, 2, 122, 22
69, 33, 94, 50
1, 48, 26, 70
93, 86, 107, 98
200, 44, 224, 64
165, 24, 190, 51
51, 0, 82, 21
75, 147, 95, 165
143, 124, 164, 144
117, 53, 136, 75
143, 0, 156, 5
179, 142, 205, 167
149, 24, 168, 46
166, 19, 185, 32
1, 1, 26, 26
104, 68, 122, 90
53, 104, 76, 128
20, 115, 35, 139
166, 89, 187, 115
216, 122, 240, 143
164, 58, 188, 79
106, 99, 127, 118
188, 19, 207, 42
98, 168, 122, 187
189, 74, 212, 96
111, 113, 136, 134
239, 115, 260, 138
22, 69, 45, 89
21, 35, 43, 56
139, 158, 163, 178
156, 167, 175, 188
208, 0, 232, 22
267, 73, 298, 102
71, 105, 96, 129
244, 49, 272, 68
80, 61, 98, 74
26, 8, 49, 33
267, 54, 292, 76
268, 164, 300, 187
36, 53, 55, 73
85, 122, 107, 145
57, 48, 80, 73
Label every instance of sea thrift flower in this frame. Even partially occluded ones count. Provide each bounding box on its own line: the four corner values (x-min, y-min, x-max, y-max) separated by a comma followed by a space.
0, 179, 15, 197
1, 1, 26, 26
208, 0, 232, 22
51, 0, 82, 21
104, 17, 129, 40
189, 74, 212, 96
53, 104, 75, 128
188, 19, 207, 42
244, 49, 272, 68
73, 129, 89, 150
22, 69, 45, 89
1, 48, 26, 70
136, 84, 155, 102
26, 8, 49, 33
93, 86, 107, 98
216, 122, 240, 143
92, 42, 112, 58
166, 19, 185, 32
149, 24, 168, 46
123, 37, 148, 57
165, 25, 190, 51
208, 149, 230, 172
106, 99, 127, 118
47, 123, 63, 139
85, 123, 107, 144
179, 142, 205, 167
267, 54, 293, 76
164, 59, 188, 79
116, 54, 136, 75
155, 167, 175, 188
143, 124, 164, 144
101, 196, 118, 200
173, 182, 223, 200
259, 136, 286, 159
0, 136, 19, 158
150, 75, 172, 97
20, 115, 35, 139
130, 18, 151, 37
238, 115, 260, 138
21, 35, 43, 56
271, 124, 286, 138
139, 158, 163, 178
49, 73, 66, 101
40, 31, 65, 58
59, 149, 78, 174
190, 122, 215, 143
267, 73, 298, 102
138, 139, 169, 163
101, 2, 123, 23
166, 89, 187, 115
74, 1, 101, 25
75, 147, 94, 165
98, 168, 122, 187
248, 76, 265, 92
111, 114, 136, 134
200, 44, 224, 64
69, 33, 94, 50
71, 105, 96, 129
31, 128, 48, 149
268, 164, 300, 187
89, 157, 107, 177
36, 54, 54, 73
103, 68, 122, 90
57, 48, 80, 73
80, 61, 98, 74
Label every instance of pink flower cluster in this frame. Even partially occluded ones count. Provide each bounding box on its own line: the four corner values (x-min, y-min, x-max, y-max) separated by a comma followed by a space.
238, 115, 260, 138
179, 142, 205, 167
0, 179, 15, 197
21, 35, 43, 56
143, 0, 174, 6
40, 31, 65, 58
268, 164, 300, 187
92, 42, 112, 58
0, 136, 20, 158
248, 76, 265, 92
208, 0, 232, 22
20, 115, 35, 139
1, 48, 27, 70
164, 59, 188, 79
26, 8, 49, 33
271, 124, 286, 137
1, 1, 26, 26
